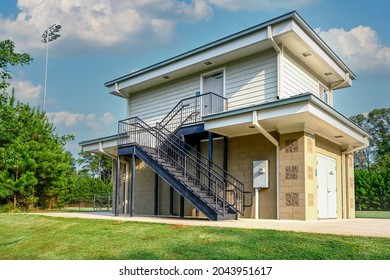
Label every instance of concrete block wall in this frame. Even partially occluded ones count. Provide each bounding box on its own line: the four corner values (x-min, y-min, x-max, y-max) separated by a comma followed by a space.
228, 133, 277, 219
279, 132, 306, 220
304, 133, 318, 220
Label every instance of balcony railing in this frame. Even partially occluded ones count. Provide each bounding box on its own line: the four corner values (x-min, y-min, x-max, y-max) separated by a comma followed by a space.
158, 92, 228, 133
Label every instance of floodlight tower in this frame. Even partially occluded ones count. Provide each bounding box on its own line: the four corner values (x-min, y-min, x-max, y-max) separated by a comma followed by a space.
41, 24, 61, 111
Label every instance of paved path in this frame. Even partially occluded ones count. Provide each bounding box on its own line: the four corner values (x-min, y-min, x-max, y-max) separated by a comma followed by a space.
31, 212, 390, 238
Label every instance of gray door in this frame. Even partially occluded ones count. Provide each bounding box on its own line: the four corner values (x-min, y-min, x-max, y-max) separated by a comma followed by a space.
202, 71, 224, 115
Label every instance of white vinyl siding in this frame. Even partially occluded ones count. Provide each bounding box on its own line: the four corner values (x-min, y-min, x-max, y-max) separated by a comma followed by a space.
225, 52, 277, 110
128, 75, 199, 126
282, 54, 318, 99
128, 52, 278, 124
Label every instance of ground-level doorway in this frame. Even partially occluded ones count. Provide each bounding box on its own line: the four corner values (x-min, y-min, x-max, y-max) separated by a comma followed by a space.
317, 153, 337, 219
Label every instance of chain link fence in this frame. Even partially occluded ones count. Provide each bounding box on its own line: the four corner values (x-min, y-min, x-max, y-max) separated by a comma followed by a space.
355, 196, 390, 211
65, 193, 112, 212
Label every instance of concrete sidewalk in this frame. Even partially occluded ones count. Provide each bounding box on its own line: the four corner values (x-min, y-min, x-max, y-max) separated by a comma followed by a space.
32, 212, 390, 238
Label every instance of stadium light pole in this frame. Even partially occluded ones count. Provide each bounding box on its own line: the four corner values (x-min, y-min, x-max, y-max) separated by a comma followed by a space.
41, 24, 61, 111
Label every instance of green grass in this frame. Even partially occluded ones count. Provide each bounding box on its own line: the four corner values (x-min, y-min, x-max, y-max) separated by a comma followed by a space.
0, 213, 389, 260
356, 211, 390, 219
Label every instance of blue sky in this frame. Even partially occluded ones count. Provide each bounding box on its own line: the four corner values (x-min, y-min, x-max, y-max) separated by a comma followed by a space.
1, 0, 389, 159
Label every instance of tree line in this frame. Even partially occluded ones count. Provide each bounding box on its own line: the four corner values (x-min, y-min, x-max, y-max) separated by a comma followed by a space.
351, 108, 390, 210
0, 39, 112, 211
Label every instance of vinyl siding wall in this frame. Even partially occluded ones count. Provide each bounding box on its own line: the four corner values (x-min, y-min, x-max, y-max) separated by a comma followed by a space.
225, 51, 277, 110
281, 53, 319, 99
127, 51, 278, 125
128, 75, 200, 126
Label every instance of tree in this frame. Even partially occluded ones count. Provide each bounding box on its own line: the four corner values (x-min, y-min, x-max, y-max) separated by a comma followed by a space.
351, 108, 390, 211
77, 152, 113, 184
0, 93, 76, 209
0, 39, 32, 93
350, 108, 390, 169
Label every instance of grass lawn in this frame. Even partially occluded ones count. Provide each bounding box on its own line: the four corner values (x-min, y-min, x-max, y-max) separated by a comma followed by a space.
0, 213, 389, 260
356, 211, 390, 219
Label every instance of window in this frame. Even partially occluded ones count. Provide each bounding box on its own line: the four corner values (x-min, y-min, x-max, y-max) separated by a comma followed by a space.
319, 84, 329, 104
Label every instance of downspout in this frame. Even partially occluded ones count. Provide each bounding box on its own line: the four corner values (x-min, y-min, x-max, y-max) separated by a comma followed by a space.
114, 82, 128, 98
98, 142, 116, 159
267, 25, 282, 99
341, 138, 369, 218
252, 111, 280, 219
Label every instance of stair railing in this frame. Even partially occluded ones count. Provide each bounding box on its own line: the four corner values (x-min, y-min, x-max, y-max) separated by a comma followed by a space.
159, 92, 228, 133
119, 117, 228, 216
118, 92, 249, 216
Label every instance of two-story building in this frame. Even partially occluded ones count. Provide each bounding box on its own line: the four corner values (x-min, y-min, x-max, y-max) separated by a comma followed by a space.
80, 11, 370, 221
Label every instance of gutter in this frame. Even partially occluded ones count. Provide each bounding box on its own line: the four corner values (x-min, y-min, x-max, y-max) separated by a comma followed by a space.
340, 137, 369, 218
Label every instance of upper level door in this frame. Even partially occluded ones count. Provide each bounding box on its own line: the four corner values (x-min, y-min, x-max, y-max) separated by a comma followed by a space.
203, 71, 224, 96
201, 70, 225, 115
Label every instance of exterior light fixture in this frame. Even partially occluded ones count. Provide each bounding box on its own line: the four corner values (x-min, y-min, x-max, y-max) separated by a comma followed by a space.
162, 75, 170, 80
324, 71, 334, 76
301, 51, 313, 57
41, 23, 62, 111
203, 60, 213, 66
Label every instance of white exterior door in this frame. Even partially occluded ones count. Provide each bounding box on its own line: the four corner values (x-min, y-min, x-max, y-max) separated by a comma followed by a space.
317, 154, 337, 219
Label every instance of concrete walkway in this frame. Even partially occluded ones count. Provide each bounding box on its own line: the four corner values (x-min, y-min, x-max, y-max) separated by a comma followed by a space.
32, 212, 390, 238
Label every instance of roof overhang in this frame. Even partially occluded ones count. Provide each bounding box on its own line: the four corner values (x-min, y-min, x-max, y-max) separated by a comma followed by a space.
79, 134, 119, 158
105, 11, 355, 98
203, 93, 370, 151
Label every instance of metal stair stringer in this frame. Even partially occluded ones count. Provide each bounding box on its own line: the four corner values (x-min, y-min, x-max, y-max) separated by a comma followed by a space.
130, 144, 228, 221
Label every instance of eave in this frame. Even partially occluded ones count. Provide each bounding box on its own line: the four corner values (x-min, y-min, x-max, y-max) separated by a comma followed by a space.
203, 93, 370, 151
105, 11, 355, 98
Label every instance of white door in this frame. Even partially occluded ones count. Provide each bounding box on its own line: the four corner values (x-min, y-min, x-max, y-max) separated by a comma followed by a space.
317, 154, 337, 219
202, 71, 224, 115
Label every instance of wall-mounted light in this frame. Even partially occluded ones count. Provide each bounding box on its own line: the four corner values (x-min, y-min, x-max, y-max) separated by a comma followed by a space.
324, 71, 334, 76
162, 75, 170, 80
203, 60, 213, 66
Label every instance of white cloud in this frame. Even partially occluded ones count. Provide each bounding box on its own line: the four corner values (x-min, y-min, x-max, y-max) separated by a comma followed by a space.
207, 0, 318, 11
0, 0, 213, 55
46, 111, 115, 131
10, 79, 42, 106
317, 26, 390, 72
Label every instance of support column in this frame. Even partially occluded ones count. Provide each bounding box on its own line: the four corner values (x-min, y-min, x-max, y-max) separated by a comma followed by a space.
130, 153, 136, 217
180, 196, 185, 218
169, 187, 174, 216
154, 173, 159, 216
115, 155, 120, 216
208, 132, 213, 161
223, 136, 228, 171
208, 132, 213, 195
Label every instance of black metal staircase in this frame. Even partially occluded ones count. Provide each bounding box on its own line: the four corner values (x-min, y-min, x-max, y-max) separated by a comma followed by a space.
117, 92, 252, 220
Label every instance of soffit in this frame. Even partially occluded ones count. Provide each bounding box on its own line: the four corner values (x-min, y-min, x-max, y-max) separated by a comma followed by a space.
109, 16, 353, 98
204, 98, 367, 150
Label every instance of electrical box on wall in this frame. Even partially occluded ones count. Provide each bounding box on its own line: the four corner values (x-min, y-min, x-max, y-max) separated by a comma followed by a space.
253, 160, 269, 188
